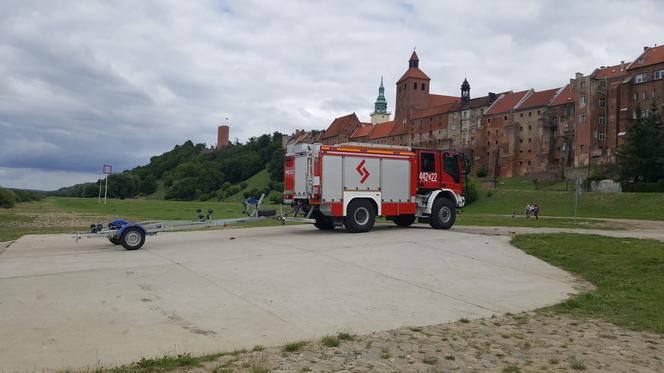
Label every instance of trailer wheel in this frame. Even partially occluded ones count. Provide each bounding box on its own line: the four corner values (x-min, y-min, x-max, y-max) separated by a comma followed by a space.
344, 199, 375, 233
429, 198, 456, 230
393, 214, 416, 227
313, 211, 335, 230
109, 237, 121, 245
120, 227, 146, 250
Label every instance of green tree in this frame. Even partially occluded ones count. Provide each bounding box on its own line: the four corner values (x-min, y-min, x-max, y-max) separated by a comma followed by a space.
617, 103, 664, 182
139, 174, 158, 195
0, 187, 17, 208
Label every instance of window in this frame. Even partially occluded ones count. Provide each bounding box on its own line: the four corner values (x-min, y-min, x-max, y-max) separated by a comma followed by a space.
653, 90, 657, 99
443, 153, 460, 183
528, 138, 531, 143
642, 91, 647, 99
635, 73, 647, 83
520, 113, 523, 118
599, 132, 607, 140
528, 125, 532, 130
580, 81, 585, 89
599, 115, 607, 125
655, 70, 664, 80
413, 82, 417, 90
580, 96, 586, 106
528, 112, 532, 117
579, 113, 586, 123
488, 118, 492, 123
599, 98, 606, 107
421, 83, 425, 91
634, 92, 638, 101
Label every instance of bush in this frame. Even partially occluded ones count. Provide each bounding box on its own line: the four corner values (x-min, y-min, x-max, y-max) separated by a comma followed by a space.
622, 180, 664, 193
269, 191, 283, 204
198, 193, 210, 201
465, 183, 478, 204
221, 181, 231, 191
240, 181, 248, 190
486, 191, 494, 198
476, 168, 488, 178
228, 186, 240, 195
0, 188, 16, 208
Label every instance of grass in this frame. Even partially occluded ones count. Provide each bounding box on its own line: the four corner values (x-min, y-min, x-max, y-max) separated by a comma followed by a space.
465, 189, 664, 220
102, 352, 225, 373
455, 214, 615, 230
320, 335, 340, 347
225, 169, 270, 202
512, 233, 664, 333
283, 341, 307, 352
569, 356, 587, 370
422, 356, 438, 365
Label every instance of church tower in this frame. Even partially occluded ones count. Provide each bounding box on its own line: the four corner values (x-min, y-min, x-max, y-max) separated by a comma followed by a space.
394, 50, 430, 123
370, 77, 391, 124
461, 78, 470, 103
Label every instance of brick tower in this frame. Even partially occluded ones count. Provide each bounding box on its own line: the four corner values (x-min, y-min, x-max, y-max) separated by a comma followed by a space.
216, 125, 229, 149
394, 50, 430, 122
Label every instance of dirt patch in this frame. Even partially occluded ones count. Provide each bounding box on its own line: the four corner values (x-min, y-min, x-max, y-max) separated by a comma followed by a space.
186, 312, 663, 373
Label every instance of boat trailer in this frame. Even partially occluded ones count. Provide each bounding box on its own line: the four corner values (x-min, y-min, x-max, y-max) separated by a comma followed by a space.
73, 195, 284, 250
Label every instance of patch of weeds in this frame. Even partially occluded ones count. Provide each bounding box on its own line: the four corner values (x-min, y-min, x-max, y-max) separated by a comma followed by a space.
512, 315, 529, 325
444, 355, 455, 361
365, 340, 373, 349
548, 357, 559, 365
502, 365, 522, 373
459, 318, 470, 323
107, 352, 222, 373
212, 365, 232, 373
422, 356, 438, 365
283, 341, 307, 352
408, 326, 423, 332
380, 347, 391, 359
300, 368, 312, 372
337, 331, 354, 340
570, 356, 586, 370
321, 335, 340, 347
522, 341, 532, 350
252, 345, 264, 352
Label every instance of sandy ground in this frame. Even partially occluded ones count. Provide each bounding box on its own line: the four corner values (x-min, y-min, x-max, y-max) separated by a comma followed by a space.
186, 311, 664, 373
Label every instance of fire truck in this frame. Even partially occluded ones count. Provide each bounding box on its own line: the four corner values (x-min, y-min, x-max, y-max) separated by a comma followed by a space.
283, 142, 465, 233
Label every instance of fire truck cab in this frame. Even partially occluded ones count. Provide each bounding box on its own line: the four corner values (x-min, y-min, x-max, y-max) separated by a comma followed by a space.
283, 142, 465, 233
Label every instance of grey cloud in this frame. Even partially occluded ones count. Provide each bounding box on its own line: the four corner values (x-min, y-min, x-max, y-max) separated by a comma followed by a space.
0, 0, 662, 190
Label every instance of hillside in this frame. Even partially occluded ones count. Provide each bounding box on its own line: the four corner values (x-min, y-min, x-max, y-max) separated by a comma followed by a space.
51, 132, 285, 201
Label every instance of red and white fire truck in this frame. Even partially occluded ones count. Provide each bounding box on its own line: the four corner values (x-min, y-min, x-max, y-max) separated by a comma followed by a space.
283, 142, 465, 232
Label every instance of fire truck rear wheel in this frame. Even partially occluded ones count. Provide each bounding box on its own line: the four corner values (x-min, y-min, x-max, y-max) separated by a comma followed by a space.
120, 227, 146, 250
393, 214, 416, 227
344, 199, 375, 233
430, 198, 456, 230
313, 211, 335, 230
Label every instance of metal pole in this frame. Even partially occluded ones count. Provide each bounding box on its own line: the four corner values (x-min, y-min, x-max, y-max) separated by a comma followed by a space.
104, 175, 108, 205
98, 177, 102, 204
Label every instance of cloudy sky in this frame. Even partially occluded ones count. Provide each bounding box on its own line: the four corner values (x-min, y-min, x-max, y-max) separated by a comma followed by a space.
1, 0, 662, 190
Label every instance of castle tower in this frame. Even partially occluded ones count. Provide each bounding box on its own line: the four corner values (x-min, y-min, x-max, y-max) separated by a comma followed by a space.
394, 50, 430, 122
216, 125, 229, 149
370, 76, 391, 124
461, 78, 470, 102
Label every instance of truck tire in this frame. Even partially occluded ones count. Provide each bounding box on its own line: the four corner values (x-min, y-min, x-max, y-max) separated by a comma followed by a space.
344, 199, 375, 233
120, 227, 146, 250
393, 214, 416, 227
313, 211, 335, 230
429, 198, 456, 230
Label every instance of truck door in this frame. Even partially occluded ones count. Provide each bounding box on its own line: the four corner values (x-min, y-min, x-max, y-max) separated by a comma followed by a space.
418, 150, 440, 190
441, 152, 462, 194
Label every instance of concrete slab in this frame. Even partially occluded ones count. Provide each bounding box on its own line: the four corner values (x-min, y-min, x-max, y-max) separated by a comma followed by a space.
0, 225, 577, 372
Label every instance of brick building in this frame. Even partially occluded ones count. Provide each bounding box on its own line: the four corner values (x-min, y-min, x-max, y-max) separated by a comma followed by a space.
315, 45, 664, 178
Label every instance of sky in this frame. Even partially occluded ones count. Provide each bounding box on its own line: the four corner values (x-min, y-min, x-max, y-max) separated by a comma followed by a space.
1, 0, 663, 190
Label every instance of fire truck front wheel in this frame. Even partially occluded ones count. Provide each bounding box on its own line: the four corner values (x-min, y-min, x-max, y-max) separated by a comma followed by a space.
393, 214, 416, 227
430, 198, 456, 229
344, 199, 376, 233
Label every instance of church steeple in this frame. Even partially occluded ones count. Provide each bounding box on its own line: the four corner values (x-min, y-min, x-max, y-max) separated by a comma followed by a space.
409, 50, 419, 69
373, 76, 388, 114
370, 76, 391, 124
461, 78, 470, 102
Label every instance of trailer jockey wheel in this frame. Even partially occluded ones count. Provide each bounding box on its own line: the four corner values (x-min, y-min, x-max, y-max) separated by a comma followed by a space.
120, 227, 146, 250
344, 199, 375, 233
312, 211, 335, 230
393, 214, 416, 227
429, 198, 456, 230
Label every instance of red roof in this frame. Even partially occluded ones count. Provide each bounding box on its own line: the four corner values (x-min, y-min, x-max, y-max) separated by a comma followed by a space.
518, 88, 560, 110
368, 121, 396, 140
397, 67, 430, 83
627, 45, 664, 70
320, 113, 359, 139
484, 90, 530, 116
428, 94, 459, 107
412, 101, 457, 119
551, 84, 574, 106
390, 122, 409, 136
350, 124, 374, 138
593, 63, 629, 79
